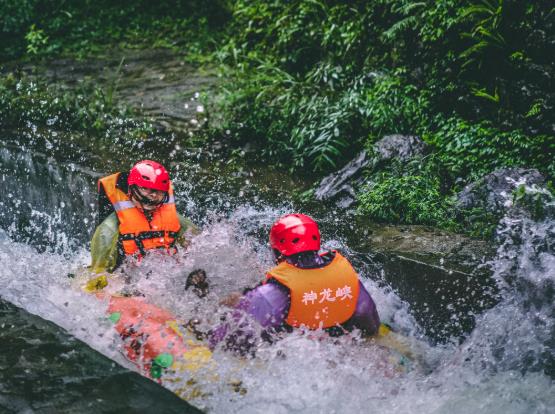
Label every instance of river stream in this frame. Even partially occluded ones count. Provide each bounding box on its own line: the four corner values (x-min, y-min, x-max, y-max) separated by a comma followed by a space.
0, 54, 553, 413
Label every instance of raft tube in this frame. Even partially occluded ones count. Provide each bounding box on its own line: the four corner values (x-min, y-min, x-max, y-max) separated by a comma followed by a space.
106, 296, 211, 380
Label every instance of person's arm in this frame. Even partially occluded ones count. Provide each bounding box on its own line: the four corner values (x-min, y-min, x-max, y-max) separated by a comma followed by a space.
236, 282, 290, 328
97, 181, 114, 226
175, 213, 200, 249
89, 213, 120, 274
208, 281, 290, 351
348, 281, 380, 335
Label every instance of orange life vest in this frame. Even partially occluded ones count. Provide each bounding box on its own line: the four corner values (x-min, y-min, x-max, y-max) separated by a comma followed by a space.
98, 172, 181, 256
266, 251, 360, 329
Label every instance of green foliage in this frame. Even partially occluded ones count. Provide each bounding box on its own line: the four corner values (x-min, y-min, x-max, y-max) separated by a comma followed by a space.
357, 158, 458, 228
512, 184, 555, 222
25, 24, 49, 54
1, 0, 553, 235
212, 0, 553, 175
456, 207, 498, 239
0, 0, 231, 60
460, 0, 506, 68
427, 116, 555, 182
225, 1, 387, 76
216, 66, 431, 171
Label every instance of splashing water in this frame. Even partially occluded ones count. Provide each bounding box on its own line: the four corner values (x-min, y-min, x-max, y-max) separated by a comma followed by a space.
0, 138, 554, 413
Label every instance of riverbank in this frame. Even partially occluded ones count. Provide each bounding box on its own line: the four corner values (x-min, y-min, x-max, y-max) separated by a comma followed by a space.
2, 1, 553, 239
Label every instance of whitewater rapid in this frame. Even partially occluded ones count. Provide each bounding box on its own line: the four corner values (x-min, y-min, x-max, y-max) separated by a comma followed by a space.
1, 142, 553, 413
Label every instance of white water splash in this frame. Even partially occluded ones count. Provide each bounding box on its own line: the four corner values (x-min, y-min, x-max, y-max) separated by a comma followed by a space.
0, 145, 554, 413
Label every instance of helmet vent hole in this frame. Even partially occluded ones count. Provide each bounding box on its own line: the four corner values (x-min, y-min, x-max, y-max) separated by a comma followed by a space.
312, 235, 317, 240
292, 237, 299, 244
280, 239, 285, 244
141, 175, 151, 181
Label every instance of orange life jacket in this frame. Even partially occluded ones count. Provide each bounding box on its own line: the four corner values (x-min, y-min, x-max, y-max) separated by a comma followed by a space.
266, 251, 360, 329
98, 172, 181, 256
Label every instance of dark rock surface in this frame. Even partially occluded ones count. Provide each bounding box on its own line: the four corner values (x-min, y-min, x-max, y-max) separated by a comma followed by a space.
8, 49, 217, 133
314, 150, 368, 204
314, 135, 428, 207
341, 222, 497, 342
372, 134, 428, 165
456, 167, 546, 215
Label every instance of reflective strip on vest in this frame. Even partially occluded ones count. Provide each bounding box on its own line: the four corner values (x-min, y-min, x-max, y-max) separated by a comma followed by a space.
113, 200, 135, 211
166, 195, 175, 204
266, 252, 360, 329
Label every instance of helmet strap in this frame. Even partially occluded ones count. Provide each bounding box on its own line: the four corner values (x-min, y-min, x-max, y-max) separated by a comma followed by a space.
130, 185, 167, 207
272, 248, 285, 264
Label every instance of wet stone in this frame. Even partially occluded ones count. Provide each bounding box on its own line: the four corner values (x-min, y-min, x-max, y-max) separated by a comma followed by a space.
372, 134, 428, 165
315, 135, 428, 208
0, 299, 201, 414
314, 150, 368, 204
6, 49, 217, 134
456, 167, 547, 216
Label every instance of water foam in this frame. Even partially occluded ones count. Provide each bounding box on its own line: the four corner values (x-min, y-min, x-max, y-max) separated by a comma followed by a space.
1, 143, 553, 413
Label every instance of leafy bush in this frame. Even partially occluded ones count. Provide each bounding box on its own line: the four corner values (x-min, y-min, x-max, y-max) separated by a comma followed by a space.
0, 0, 231, 60
357, 158, 457, 228
427, 116, 555, 183
225, 1, 390, 76
216, 66, 432, 171
212, 0, 553, 176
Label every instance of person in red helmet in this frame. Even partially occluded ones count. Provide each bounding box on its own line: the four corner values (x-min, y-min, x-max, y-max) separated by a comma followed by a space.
88, 160, 198, 276
209, 213, 380, 354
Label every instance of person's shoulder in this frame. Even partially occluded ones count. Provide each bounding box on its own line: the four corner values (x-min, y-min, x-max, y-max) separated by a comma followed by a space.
115, 172, 128, 192
264, 278, 290, 294
249, 279, 290, 304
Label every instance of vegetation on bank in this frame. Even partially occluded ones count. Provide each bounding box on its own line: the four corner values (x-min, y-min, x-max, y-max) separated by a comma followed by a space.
1, 0, 553, 236
0, 73, 155, 141
0, 0, 229, 60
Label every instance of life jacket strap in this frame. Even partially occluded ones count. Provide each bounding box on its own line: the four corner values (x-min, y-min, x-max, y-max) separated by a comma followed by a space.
119, 231, 179, 256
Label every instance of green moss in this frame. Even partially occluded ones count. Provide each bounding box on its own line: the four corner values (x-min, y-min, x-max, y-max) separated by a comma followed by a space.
0, 0, 230, 61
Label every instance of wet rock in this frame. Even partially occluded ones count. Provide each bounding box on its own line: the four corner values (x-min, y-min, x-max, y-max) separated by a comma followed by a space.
372, 134, 428, 165
314, 135, 428, 207
0, 299, 201, 413
456, 168, 546, 216
354, 222, 495, 273
337, 220, 497, 342
314, 150, 368, 204
7, 49, 217, 134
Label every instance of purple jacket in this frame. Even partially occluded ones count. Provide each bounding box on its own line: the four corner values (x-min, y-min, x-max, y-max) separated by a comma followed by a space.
209, 252, 380, 352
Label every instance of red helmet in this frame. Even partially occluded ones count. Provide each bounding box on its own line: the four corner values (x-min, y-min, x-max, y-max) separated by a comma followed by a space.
269, 213, 321, 256
128, 160, 170, 192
